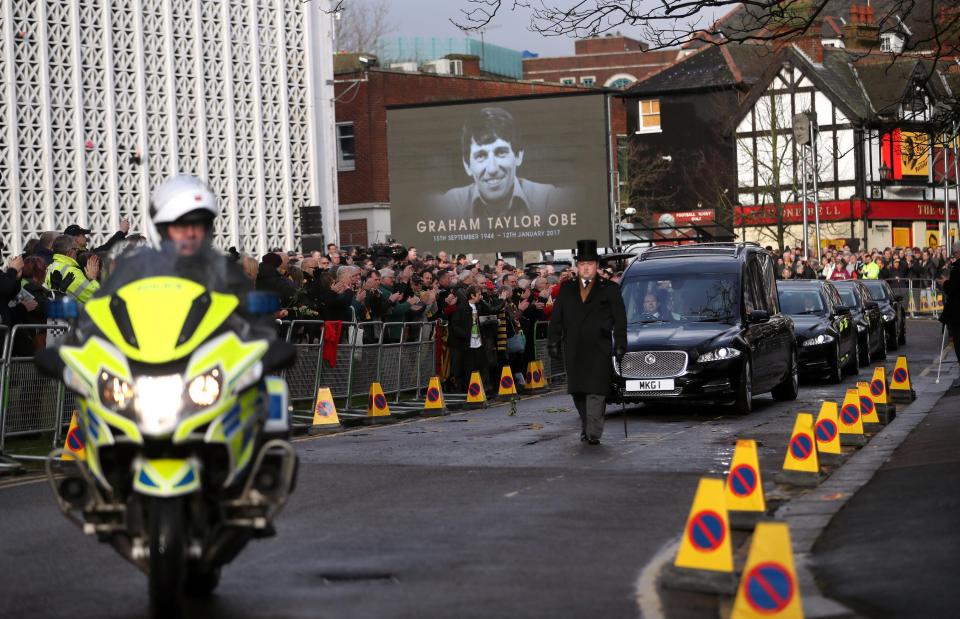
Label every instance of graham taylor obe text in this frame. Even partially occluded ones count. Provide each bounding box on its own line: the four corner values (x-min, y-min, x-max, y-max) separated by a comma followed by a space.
416, 212, 578, 233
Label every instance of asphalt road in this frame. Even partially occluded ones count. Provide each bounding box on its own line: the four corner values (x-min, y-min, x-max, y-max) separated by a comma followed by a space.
0, 320, 947, 619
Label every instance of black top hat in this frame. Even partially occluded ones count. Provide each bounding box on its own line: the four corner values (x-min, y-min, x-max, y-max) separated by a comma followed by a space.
575, 239, 600, 262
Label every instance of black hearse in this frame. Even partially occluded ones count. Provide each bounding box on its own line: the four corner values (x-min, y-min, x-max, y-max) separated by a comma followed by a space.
776, 279, 858, 383
614, 243, 797, 413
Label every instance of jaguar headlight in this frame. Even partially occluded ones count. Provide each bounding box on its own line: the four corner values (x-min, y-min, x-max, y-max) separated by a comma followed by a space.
802, 334, 834, 347
697, 347, 741, 363
98, 371, 135, 412
187, 369, 222, 408
134, 375, 184, 436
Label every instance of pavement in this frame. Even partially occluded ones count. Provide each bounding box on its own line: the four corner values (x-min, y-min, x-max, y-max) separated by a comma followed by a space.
811, 379, 960, 619
0, 319, 955, 619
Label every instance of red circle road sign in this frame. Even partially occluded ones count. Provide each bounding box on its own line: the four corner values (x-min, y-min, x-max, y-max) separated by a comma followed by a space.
687, 510, 726, 551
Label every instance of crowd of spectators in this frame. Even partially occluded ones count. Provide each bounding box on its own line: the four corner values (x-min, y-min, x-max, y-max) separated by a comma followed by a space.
771, 244, 958, 282
245, 242, 623, 392
2, 228, 958, 392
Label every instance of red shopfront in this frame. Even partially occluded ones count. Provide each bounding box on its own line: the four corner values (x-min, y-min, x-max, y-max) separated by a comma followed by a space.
734, 199, 954, 248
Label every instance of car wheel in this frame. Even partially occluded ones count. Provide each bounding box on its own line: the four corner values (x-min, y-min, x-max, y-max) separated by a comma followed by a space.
858, 333, 871, 366
829, 343, 843, 384
772, 349, 799, 401
843, 338, 859, 375
898, 320, 906, 346
733, 359, 752, 414
888, 321, 900, 351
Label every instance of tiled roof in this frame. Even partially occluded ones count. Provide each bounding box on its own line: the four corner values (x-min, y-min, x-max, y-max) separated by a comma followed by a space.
626, 44, 770, 94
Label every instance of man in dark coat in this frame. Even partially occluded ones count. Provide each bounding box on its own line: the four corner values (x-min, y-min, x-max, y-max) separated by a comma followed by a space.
548, 240, 627, 444
939, 263, 960, 366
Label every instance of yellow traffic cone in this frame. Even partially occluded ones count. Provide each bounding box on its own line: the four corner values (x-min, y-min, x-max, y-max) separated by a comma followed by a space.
536, 360, 549, 387
814, 401, 842, 463
869, 366, 896, 422
308, 387, 342, 435
61, 410, 86, 461
465, 371, 487, 408
775, 413, 822, 487
661, 477, 738, 594
423, 376, 448, 416
725, 439, 767, 530
366, 382, 392, 423
888, 356, 915, 404
497, 365, 517, 397
838, 388, 866, 446
731, 522, 804, 619
857, 381, 882, 432
525, 360, 546, 390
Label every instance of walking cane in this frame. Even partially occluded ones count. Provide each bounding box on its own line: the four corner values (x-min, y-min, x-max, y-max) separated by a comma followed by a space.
619, 385, 628, 439
935, 323, 948, 384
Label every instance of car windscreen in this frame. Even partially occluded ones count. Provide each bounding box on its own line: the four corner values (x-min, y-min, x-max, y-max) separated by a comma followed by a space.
861, 280, 889, 300
622, 274, 738, 323
837, 286, 858, 307
778, 289, 826, 315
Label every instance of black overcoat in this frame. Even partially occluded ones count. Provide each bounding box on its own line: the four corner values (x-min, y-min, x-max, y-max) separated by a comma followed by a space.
548, 278, 627, 395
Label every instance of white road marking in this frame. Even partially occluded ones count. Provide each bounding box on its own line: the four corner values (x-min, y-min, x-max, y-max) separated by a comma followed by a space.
635, 536, 680, 619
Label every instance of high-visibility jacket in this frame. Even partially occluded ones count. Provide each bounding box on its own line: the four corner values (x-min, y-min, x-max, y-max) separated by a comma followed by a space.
45, 253, 99, 304
861, 262, 880, 279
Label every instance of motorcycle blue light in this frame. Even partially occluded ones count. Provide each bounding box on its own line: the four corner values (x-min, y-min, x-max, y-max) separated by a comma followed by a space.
246, 291, 280, 316
48, 297, 78, 320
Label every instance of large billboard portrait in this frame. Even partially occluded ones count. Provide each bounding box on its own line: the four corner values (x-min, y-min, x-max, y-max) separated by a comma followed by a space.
386, 93, 611, 252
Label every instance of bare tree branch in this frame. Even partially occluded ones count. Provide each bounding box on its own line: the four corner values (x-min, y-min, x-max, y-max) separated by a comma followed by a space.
334, 0, 398, 54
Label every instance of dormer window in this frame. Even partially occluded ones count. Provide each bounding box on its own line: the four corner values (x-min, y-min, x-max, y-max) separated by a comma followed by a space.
880, 32, 904, 53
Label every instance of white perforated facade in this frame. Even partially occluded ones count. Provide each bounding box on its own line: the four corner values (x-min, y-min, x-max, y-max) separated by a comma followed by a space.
1, 0, 339, 256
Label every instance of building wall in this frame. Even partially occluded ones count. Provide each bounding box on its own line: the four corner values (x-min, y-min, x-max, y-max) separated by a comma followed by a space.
0, 0, 336, 256
623, 88, 741, 222
523, 47, 682, 88
735, 64, 858, 211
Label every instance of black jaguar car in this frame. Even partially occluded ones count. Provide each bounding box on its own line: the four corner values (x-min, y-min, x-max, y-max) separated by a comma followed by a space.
832, 280, 886, 366
614, 243, 798, 414
776, 279, 857, 383
859, 279, 906, 349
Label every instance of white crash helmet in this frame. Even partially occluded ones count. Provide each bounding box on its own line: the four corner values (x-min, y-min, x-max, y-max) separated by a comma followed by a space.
146, 174, 218, 247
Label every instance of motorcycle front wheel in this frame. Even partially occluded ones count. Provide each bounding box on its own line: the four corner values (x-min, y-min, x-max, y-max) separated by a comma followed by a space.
148, 497, 186, 618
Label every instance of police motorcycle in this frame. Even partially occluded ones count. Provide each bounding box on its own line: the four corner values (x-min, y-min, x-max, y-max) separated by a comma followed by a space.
35, 242, 298, 618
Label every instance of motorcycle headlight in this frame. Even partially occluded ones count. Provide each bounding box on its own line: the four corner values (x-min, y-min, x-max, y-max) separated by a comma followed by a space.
98, 371, 135, 412
697, 347, 741, 363
134, 375, 184, 436
882, 313, 895, 322
802, 334, 834, 347
187, 369, 222, 408
856, 324, 866, 332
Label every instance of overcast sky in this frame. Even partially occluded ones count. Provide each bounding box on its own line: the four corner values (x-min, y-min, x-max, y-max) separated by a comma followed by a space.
386, 0, 623, 58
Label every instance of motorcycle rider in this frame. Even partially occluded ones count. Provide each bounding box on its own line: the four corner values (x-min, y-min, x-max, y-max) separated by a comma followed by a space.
98, 174, 251, 298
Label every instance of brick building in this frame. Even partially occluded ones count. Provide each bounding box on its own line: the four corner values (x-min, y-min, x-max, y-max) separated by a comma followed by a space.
333, 57, 601, 246
522, 34, 687, 89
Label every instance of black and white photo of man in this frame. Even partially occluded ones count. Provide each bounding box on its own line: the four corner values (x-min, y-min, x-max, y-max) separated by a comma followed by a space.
437, 106, 566, 220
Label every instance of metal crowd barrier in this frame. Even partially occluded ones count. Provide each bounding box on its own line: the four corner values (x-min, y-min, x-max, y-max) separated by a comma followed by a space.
0, 324, 72, 460
280, 320, 440, 421
0, 315, 557, 447
534, 321, 566, 384
885, 278, 942, 318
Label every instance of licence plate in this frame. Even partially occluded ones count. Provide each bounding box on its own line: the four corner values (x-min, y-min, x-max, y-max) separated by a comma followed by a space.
626, 379, 675, 392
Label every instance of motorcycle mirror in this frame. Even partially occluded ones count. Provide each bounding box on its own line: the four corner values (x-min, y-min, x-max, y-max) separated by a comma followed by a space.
47, 297, 78, 321
246, 291, 280, 316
